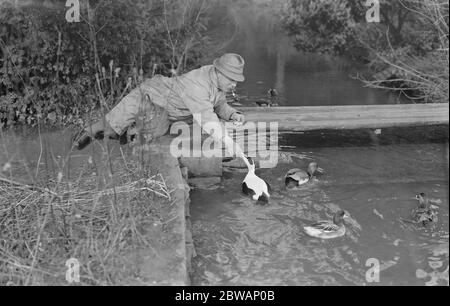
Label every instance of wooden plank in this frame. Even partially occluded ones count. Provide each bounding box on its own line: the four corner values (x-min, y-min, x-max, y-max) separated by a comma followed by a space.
168, 103, 447, 162
235, 103, 449, 131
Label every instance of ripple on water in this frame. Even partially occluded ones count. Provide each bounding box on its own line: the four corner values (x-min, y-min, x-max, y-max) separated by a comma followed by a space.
191, 142, 449, 286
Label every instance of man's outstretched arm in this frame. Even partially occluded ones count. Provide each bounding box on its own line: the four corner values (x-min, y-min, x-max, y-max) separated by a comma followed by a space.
214, 100, 244, 122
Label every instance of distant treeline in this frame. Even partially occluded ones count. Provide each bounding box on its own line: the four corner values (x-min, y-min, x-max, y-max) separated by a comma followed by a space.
282, 0, 449, 103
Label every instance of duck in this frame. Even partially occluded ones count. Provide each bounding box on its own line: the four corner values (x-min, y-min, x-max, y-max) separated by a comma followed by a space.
411, 193, 438, 226
303, 210, 349, 239
285, 162, 319, 188
255, 100, 271, 107
230, 88, 240, 102
267, 88, 278, 98
267, 88, 280, 106
242, 156, 271, 204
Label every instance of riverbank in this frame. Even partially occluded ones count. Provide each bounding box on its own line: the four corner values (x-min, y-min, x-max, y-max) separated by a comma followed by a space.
0, 131, 194, 285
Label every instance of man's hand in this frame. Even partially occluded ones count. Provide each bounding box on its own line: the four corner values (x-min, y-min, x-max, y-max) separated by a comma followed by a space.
230, 112, 245, 124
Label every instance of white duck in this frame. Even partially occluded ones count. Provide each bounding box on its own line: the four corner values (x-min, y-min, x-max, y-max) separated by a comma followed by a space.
242, 156, 271, 204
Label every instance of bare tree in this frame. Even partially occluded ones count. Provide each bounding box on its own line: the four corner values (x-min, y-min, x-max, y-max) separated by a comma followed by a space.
359, 0, 449, 103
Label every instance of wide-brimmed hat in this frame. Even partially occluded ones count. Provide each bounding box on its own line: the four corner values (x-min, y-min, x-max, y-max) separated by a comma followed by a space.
213, 53, 245, 82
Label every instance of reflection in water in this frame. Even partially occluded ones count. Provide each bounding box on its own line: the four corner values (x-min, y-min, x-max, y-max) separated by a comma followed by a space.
0, 129, 128, 185
212, 0, 406, 106
191, 127, 449, 286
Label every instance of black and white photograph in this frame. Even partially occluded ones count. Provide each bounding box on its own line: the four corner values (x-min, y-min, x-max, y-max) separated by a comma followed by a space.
0, 0, 448, 290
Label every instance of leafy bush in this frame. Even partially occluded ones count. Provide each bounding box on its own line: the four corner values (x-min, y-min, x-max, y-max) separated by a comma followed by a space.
282, 0, 357, 55
0, 0, 211, 129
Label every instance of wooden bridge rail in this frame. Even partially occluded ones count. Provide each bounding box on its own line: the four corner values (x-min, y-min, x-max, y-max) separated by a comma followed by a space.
234, 103, 449, 132
171, 103, 448, 160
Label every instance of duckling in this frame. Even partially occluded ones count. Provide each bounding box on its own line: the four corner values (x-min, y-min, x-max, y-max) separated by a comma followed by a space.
285, 162, 319, 188
242, 156, 271, 204
303, 210, 349, 239
411, 193, 438, 226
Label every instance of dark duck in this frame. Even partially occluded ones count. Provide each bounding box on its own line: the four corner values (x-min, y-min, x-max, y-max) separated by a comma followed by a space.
285, 162, 320, 188
411, 193, 438, 226
267, 88, 278, 99
242, 156, 271, 204
267, 88, 279, 106
255, 88, 279, 107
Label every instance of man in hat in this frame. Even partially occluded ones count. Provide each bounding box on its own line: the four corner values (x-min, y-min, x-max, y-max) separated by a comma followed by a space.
74, 53, 247, 158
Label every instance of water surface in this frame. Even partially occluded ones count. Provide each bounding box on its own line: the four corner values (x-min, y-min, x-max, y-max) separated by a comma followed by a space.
191, 126, 449, 286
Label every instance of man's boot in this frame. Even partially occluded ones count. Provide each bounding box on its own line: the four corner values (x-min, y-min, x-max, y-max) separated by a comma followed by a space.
73, 119, 119, 150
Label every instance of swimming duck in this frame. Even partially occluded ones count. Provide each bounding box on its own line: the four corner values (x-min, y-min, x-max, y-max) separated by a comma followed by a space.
303, 210, 349, 239
266, 88, 280, 106
285, 162, 319, 188
267, 88, 278, 98
411, 193, 438, 226
255, 100, 272, 107
242, 156, 271, 204
231, 88, 240, 102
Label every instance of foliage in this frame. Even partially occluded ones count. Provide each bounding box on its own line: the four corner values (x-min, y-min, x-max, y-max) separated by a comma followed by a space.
281, 0, 449, 103
0, 0, 212, 129
282, 0, 444, 59
0, 131, 172, 285
282, 0, 358, 55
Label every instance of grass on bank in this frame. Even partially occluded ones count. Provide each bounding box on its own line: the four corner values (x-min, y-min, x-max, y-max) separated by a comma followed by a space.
0, 129, 173, 286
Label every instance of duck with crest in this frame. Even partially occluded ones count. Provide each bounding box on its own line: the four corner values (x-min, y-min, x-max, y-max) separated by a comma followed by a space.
408, 193, 438, 226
